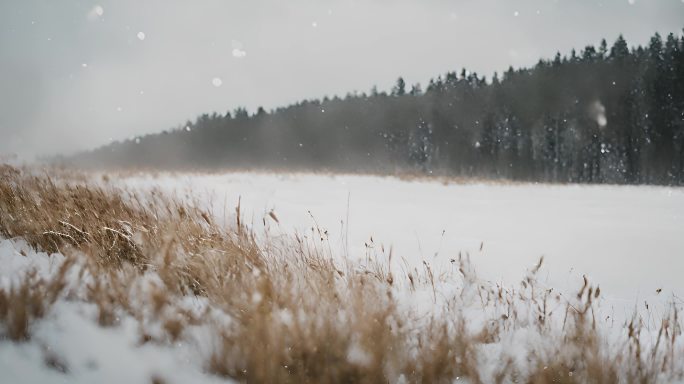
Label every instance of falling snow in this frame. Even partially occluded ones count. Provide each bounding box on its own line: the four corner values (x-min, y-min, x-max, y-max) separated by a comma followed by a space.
87, 5, 104, 21
231, 40, 247, 58
232, 48, 247, 58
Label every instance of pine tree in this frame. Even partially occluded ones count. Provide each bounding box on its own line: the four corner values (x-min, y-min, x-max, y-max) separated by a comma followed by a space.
392, 77, 406, 96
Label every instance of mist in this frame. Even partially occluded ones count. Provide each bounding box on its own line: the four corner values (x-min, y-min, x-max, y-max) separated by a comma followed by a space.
1, 0, 683, 159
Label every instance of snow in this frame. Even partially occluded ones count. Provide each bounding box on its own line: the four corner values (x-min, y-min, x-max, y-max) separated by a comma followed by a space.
118, 172, 684, 311
87, 5, 104, 21
2, 172, 682, 382
231, 49, 246, 58
591, 100, 608, 128
230, 41, 247, 58
0, 302, 223, 384
0, 238, 231, 384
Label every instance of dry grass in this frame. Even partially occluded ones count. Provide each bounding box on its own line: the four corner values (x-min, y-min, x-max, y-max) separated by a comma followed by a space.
0, 260, 73, 341
0, 164, 682, 383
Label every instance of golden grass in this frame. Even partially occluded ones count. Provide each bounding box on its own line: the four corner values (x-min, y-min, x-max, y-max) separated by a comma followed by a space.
0, 164, 682, 383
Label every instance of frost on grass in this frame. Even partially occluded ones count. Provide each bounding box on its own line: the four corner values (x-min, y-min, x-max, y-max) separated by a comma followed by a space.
0, 164, 683, 383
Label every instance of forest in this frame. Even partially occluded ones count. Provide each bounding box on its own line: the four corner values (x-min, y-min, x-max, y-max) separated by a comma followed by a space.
70, 32, 684, 185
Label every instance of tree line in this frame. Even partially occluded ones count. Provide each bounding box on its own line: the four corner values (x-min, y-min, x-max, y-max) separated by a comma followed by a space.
70, 31, 684, 185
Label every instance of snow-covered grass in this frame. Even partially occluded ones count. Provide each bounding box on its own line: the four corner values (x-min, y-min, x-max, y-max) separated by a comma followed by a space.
0, 239, 224, 384
1, 165, 683, 383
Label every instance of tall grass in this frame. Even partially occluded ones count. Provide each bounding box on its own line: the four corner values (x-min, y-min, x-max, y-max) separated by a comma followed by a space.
0, 164, 682, 383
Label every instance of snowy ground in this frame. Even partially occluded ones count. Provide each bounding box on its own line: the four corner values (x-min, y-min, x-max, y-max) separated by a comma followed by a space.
0, 238, 230, 384
2, 171, 683, 383
119, 172, 684, 308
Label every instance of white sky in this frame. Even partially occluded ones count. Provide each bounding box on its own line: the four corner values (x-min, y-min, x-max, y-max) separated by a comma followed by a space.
1, 0, 683, 158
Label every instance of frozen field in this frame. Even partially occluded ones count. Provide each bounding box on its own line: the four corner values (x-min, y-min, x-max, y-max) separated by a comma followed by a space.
3, 170, 684, 383
119, 172, 684, 305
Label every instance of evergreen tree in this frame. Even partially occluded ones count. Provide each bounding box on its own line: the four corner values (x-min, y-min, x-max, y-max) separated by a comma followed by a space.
69, 32, 684, 186
392, 77, 406, 96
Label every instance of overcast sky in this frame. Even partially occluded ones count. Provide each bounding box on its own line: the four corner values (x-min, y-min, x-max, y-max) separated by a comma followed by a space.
1, 0, 683, 159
